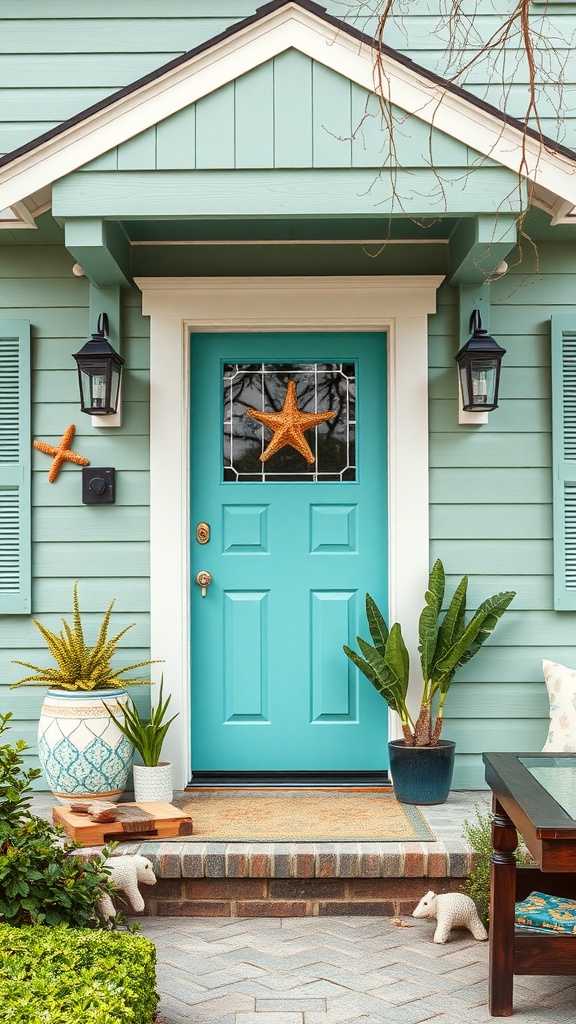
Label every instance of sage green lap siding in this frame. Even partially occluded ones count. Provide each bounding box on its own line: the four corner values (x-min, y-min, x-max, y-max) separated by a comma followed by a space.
431, 469, 552, 504
32, 577, 151, 613
32, 471, 149, 507
34, 402, 149, 434
0, 247, 151, 776
2, 1, 573, 155
432, 505, 552, 540
34, 507, 149, 543
447, 684, 549, 719
430, 399, 550, 432
430, 261, 576, 789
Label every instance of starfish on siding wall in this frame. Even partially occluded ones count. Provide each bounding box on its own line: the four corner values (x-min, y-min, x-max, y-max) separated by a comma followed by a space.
33, 424, 90, 482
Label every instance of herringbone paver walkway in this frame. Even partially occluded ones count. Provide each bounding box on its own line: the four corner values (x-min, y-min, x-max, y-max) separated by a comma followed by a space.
138, 916, 576, 1024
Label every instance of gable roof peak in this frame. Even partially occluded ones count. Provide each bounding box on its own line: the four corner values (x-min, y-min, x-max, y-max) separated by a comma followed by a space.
0, 0, 575, 224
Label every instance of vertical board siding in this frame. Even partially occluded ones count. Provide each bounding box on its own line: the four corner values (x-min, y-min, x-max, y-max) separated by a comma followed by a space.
430, 252, 576, 789
117, 126, 156, 170
93, 60, 472, 174
156, 106, 196, 170
235, 62, 274, 169
0, 249, 151, 774
312, 62, 353, 168
195, 82, 235, 169
351, 87, 389, 168
273, 50, 313, 168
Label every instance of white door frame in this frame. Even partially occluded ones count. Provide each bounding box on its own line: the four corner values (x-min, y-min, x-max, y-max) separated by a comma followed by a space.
136, 275, 443, 788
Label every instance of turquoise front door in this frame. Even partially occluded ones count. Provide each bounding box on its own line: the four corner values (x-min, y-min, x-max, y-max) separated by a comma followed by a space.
190, 332, 388, 773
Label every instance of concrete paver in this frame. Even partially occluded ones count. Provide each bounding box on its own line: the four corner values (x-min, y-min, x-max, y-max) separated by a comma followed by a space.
140, 916, 576, 1024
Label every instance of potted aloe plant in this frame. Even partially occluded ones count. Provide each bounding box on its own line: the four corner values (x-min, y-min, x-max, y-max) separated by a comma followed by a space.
11, 582, 160, 803
104, 678, 178, 803
344, 559, 515, 804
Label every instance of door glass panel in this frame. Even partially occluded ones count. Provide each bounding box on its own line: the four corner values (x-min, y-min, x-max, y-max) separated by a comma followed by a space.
223, 362, 356, 482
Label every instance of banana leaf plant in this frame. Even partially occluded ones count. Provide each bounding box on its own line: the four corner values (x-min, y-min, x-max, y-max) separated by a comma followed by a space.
343, 559, 515, 746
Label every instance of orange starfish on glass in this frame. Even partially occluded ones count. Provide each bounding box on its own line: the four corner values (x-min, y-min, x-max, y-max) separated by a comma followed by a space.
246, 380, 335, 464
33, 424, 90, 482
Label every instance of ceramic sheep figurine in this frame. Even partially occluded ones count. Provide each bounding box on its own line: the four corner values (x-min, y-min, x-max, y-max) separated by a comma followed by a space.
96, 854, 156, 920
412, 890, 488, 943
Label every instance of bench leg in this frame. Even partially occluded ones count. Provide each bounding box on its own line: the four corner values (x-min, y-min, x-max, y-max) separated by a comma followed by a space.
489, 798, 518, 1016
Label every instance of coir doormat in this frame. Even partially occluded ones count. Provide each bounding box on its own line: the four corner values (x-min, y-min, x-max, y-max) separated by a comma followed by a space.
173, 792, 436, 842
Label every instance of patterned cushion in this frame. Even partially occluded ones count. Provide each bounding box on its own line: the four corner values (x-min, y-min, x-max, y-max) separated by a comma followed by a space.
516, 891, 576, 934
542, 660, 576, 752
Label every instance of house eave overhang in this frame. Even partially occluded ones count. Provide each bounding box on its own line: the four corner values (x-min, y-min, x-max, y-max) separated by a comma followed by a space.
1, 0, 576, 223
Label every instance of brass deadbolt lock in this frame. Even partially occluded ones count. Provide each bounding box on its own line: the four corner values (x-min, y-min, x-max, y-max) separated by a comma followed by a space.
196, 522, 210, 544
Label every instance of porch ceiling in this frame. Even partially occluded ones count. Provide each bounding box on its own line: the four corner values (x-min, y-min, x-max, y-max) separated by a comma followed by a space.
61, 212, 518, 288
126, 216, 456, 278
123, 217, 459, 243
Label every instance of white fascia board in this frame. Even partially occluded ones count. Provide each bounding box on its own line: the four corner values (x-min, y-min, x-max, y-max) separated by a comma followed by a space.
550, 198, 576, 225
1, 2, 576, 212
0, 200, 37, 228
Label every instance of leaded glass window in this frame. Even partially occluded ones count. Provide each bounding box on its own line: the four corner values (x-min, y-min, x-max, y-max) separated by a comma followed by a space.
223, 363, 356, 482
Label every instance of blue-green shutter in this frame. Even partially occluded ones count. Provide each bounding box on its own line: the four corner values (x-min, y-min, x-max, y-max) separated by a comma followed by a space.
551, 315, 576, 610
0, 320, 31, 614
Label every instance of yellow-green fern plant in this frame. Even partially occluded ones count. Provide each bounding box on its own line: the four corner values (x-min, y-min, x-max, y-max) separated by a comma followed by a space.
10, 583, 160, 691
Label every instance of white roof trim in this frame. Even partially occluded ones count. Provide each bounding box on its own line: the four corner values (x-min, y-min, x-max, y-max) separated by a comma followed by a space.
0, 201, 37, 229
1, 1, 576, 214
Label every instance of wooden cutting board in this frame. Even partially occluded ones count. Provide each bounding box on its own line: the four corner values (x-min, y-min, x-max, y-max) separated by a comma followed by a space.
53, 801, 193, 844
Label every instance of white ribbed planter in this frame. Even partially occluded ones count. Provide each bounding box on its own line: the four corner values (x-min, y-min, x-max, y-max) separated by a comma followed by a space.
133, 762, 173, 803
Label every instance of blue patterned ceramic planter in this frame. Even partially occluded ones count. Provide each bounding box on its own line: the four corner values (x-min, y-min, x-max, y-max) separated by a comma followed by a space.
37, 688, 135, 804
388, 739, 456, 805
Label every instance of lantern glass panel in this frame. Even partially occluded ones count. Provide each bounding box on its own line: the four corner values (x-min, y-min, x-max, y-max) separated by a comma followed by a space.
78, 359, 112, 414
458, 363, 470, 408
470, 357, 498, 407
109, 365, 121, 412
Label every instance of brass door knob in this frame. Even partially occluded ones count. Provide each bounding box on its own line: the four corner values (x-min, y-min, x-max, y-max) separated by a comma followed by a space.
196, 570, 213, 597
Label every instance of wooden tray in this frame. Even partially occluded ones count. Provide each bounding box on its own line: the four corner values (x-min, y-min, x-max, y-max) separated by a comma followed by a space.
53, 801, 193, 844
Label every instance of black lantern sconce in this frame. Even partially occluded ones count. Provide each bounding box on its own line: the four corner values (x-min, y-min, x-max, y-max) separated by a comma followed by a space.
455, 310, 506, 412
73, 313, 125, 416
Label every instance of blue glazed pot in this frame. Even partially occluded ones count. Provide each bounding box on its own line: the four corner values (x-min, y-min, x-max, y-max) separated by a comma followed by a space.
37, 688, 135, 804
388, 739, 456, 805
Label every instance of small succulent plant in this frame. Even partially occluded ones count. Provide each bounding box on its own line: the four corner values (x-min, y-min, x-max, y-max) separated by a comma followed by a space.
103, 677, 178, 766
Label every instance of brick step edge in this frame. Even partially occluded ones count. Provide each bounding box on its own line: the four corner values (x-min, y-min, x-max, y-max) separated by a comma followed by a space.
79, 839, 475, 880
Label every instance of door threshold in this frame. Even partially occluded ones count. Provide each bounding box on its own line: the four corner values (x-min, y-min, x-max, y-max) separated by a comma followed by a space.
187, 771, 391, 789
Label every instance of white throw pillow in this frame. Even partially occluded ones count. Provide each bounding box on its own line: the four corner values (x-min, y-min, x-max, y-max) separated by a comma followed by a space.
542, 660, 576, 752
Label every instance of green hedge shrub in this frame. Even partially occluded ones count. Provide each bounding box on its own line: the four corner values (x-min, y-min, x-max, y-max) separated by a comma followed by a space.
0, 923, 158, 1024
0, 712, 115, 927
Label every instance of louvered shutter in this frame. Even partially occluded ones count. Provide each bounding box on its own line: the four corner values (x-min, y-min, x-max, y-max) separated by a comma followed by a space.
551, 315, 576, 609
0, 321, 31, 614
